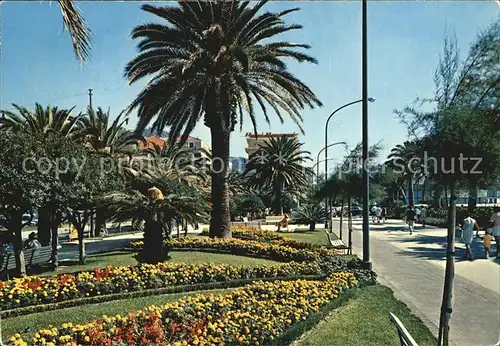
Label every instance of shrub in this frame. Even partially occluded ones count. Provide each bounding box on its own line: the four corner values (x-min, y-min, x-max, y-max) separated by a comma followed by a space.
11, 273, 358, 346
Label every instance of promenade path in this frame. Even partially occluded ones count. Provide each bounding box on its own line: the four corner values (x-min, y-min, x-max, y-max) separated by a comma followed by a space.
336, 218, 499, 346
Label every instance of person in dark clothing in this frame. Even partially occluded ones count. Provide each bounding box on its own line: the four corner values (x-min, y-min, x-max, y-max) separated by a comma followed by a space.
405, 205, 417, 235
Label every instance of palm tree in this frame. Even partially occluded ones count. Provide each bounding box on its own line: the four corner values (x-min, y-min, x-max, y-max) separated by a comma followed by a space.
293, 203, 325, 231
245, 136, 313, 215
124, 1, 322, 238
386, 141, 422, 206
0, 103, 81, 138
78, 106, 144, 235
104, 177, 208, 263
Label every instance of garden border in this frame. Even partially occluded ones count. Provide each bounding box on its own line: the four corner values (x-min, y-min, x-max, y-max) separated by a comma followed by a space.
1, 274, 325, 319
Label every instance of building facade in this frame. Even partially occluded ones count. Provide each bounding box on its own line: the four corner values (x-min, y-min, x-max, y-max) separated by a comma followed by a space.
139, 135, 211, 159
229, 157, 246, 172
244, 132, 300, 158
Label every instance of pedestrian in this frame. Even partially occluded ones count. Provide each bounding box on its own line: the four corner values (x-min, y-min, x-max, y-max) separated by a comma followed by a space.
489, 207, 500, 258
405, 205, 416, 235
381, 206, 387, 223
415, 207, 421, 222
24, 232, 41, 250
483, 228, 493, 258
461, 213, 479, 260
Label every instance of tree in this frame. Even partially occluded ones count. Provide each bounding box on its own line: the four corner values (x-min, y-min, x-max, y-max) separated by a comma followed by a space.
104, 176, 208, 263
0, 103, 82, 245
245, 136, 313, 215
386, 141, 423, 206
395, 22, 500, 345
293, 203, 325, 231
78, 106, 144, 236
124, 1, 322, 238
232, 193, 264, 220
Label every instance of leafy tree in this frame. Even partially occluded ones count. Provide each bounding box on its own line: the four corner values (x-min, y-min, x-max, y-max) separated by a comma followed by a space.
232, 193, 264, 220
0, 104, 82, 245
395, 22, 500, 345
245, 136, 313, 215
124, 1, 322, 238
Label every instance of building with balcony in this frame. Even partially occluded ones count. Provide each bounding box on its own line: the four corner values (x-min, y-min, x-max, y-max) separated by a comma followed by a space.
244, 132, 300, 158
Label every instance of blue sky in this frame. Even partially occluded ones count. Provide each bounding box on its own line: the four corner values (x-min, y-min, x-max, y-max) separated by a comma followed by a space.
1, 1, 498, 173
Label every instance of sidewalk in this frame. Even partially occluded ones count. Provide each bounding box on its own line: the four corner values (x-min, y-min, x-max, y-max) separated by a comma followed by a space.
336, 218, 499, 346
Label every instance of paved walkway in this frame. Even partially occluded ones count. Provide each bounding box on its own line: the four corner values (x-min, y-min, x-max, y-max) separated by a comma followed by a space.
334, 218, 499, 346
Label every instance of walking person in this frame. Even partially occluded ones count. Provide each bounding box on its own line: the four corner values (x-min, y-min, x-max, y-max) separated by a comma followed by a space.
489, 207, 500, 258
461, 213, 479, 260
420, 207, 427, 227
483, 228, 493, 258
381, 206, 387, 223
405, 205, 417, 235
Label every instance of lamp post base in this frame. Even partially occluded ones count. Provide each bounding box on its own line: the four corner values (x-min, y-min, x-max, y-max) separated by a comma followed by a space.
361, 261, 372, 270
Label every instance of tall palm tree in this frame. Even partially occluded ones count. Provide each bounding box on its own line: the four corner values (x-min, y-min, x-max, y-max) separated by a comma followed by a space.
386, 141, 422, 206
78, 106, 144, 235
124, 1, 322, 238
244, 136, 313, 215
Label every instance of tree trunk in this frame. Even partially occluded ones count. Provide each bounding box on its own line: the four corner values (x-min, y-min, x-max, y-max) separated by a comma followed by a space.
467, 187, 477, 213
140, 218, 166, 264
408, 175, 415, 206
274, 178, 284, 216
95, 207, 107, 236
309, 221, 316, 232
183, 219, 189, 238
347, 194, 353, 254
89, 210, 95, 238
421, 177, 427, 203
209, 128, 231, 238
37, 206, 51, 246
11, 211, 27, 277
176, 218, 180, 239
438, 182, 457, 346
339, 199, 344, 240
50, 212, 60, 267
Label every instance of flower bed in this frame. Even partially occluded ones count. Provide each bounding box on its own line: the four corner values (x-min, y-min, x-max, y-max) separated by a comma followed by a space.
201, 226, 285, 242
129, 237, 337, 263
0, 262, 322, 312
10, 273, 358, 346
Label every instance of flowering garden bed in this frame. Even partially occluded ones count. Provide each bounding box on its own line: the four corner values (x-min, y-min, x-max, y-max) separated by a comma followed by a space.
9, 273, 358, 346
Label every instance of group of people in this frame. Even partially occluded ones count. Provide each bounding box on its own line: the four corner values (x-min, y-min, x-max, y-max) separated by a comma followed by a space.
456, 207, 500, 260
370, 205, 387, 224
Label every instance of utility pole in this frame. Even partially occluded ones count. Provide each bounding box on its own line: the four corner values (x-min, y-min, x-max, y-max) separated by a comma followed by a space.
88, 89, 93, 109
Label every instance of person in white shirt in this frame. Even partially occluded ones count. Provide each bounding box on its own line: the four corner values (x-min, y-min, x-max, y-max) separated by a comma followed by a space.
461, 213, 479, 260
489, 207, 500, 258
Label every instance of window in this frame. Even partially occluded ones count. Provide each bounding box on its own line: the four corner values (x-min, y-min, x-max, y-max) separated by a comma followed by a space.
496, 190, 500, 197
189, 143, 194, 148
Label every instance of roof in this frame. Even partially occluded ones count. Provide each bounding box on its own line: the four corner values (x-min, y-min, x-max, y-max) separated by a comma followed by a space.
138, 136, 168, 149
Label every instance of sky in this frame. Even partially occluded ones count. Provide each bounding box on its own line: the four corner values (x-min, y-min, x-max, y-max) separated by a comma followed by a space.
1, 1, 499, 174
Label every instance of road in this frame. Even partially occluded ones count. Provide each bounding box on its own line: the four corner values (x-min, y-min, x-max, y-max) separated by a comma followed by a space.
334, 218, 499, 346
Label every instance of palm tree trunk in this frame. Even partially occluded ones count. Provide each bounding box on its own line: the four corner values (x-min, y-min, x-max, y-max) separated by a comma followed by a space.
438, 181, 457, 346
209, 128, 231, 238
50, 212, 61, 267
140, 217, 165, 264
95, 207, 107, 236
11, 211, 27, 277
339, 197, 344, 240
274, 178, 285, 215
408, 175, 415, 206
37, 206, 51, 246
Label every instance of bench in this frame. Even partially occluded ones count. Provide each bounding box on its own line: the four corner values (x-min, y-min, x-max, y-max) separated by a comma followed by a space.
324, 230, 350, 254
390, 312, 418, 346
1, 246, 52, 279
265, 216, 284, 225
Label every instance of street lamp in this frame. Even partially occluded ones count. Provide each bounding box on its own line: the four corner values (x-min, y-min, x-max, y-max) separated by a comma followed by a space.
316, 141, 347, 183
324, 97, 375, 229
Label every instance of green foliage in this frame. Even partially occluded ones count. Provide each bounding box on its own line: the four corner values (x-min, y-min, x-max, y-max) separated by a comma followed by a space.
293, 203, 325, 225
232, 193, 265, 217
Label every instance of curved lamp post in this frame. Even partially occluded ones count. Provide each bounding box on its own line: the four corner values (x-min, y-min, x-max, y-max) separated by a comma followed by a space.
315, 141, 347, 184
324, 97, 375, 229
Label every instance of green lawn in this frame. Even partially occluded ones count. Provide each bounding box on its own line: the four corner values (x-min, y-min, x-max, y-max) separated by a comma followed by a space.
283, 229, 334, 246
1, 289, 231, 342
295, 284, 437, 346
38, 250, 280, 277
